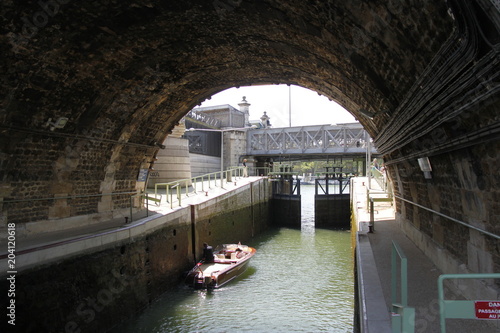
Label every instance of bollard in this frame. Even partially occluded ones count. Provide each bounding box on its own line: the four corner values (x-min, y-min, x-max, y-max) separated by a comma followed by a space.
368, 198, 375, 233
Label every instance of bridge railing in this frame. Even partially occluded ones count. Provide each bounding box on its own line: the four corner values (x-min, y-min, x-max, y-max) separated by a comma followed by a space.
185, 109, 222, 128
247, 123, 377, 155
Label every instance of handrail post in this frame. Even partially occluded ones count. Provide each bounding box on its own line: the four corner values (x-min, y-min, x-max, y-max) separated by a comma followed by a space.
177, 185, 181, 206
170, 188, 174, 209
369, 198, 375, 233
438, 275, 446, 333
391, 240, 414, 333
391, 243, 397, 305
391, 241, 409, 306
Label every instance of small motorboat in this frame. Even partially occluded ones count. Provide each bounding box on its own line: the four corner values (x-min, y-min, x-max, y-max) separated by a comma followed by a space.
185, 243, 256, 289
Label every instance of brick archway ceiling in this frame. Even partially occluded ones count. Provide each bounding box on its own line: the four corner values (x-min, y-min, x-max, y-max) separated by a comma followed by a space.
1, 0, 459, 155
15, 2, 500, 185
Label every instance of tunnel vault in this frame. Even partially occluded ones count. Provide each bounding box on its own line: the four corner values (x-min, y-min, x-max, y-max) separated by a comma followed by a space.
1, 1, 499, 277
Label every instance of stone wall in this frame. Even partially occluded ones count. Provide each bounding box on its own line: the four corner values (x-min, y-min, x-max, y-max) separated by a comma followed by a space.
223, 130, 248, 169
387, 94, 500, 290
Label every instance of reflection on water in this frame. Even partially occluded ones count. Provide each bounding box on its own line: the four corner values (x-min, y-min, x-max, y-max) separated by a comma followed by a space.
112, 185, 354, 333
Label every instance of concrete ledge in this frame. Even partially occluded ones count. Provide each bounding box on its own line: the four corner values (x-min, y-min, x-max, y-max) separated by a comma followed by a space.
0, 210, 191, 276
356, 232, 392, 333
18, 209, 131, 238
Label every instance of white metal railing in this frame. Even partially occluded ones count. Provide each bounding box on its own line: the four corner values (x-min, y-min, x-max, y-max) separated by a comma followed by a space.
153, 166, 245, 208
370, 167, 387, 190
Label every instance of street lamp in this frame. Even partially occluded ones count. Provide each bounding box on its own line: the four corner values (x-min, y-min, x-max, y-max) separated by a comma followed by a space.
186, 126, 257, 180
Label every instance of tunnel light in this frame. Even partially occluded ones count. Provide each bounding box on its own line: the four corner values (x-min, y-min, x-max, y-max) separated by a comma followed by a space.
418, 157, 432, 179
45, 117, 68, 131
359, 109, 375, 119
359, 109, 389, 119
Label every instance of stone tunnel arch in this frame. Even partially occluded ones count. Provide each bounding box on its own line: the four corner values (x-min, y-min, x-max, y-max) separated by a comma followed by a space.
1, 0, 499, 284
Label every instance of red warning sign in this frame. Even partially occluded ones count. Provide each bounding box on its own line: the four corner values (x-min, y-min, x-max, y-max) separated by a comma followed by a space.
475, 301, 500, 319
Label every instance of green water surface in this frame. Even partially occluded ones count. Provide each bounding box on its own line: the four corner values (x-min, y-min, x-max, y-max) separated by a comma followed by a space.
113, 185, 354, 332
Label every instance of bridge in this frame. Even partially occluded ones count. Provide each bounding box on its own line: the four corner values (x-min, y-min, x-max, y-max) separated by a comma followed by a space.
181, 122, 377, 177
246, 123, 376, 159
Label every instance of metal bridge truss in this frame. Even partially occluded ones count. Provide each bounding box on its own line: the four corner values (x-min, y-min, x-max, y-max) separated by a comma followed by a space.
247, 123, 375, 156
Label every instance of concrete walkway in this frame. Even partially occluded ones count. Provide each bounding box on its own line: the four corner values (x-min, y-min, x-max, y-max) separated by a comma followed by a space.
352, 177, 499, 332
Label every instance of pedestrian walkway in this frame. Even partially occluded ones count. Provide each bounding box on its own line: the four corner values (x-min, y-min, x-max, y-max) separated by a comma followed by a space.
352, 177, 499, 332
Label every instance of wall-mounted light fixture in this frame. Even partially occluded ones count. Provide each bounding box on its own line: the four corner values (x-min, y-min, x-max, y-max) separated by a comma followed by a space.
45, 117, 68, 131
359, 109, 375, 119
418, 157, 432, 179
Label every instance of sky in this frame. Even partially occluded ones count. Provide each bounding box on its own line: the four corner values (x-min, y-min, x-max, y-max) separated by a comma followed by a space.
199, 85, 357, 128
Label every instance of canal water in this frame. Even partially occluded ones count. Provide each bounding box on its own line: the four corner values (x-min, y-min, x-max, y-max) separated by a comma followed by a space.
112, 185, 354, 332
